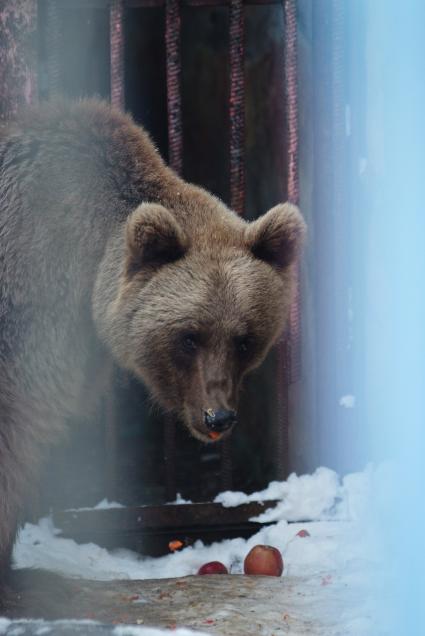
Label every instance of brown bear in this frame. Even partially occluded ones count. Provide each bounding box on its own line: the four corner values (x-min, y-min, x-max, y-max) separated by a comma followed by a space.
0, 100, 305, 588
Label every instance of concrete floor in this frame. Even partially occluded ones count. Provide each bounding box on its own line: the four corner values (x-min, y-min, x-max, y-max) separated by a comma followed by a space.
4, 573, 356, 635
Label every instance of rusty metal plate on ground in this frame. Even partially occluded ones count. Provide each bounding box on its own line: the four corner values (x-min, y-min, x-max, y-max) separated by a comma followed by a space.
53, 502, 279, 556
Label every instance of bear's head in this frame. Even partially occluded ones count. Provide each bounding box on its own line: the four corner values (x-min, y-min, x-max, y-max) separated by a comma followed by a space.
97, 196, 305, 443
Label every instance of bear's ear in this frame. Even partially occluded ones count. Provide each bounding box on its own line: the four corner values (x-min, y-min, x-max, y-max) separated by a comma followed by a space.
125, 203, 188, 276
246, 203, 306, 271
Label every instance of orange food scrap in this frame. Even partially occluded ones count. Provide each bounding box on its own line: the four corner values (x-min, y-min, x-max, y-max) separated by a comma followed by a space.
169, 539, 184, 552
208, 431, 221, 440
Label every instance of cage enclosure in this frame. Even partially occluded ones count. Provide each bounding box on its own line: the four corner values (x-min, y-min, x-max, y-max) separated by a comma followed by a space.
1, 0, 364, 554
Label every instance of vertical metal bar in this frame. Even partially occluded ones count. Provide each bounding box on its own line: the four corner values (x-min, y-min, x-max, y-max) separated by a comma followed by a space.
220, 439, 232, 491
276, 0, 299, 479
0, 0, 38, 120
229, 0, 245, 215
284, 0, 301, 384
105, 1, 125, 500
46, 0, 61, 98
110, 0, 125, 110
221, 0, 245, 491
285, 0, 299, 206
105, 366, 119, 501
165, 0, 183, 174
276, 339, 290, 479
164, 0, 183, 500
164, 414, 177, 502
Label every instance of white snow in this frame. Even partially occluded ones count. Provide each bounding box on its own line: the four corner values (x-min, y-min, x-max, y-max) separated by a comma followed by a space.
166, 493, 193, 505
0, 621, 207, 636
215, 466, 343, 523
66, 495, 192, 513
14, 466, 381, 581
66, 499, 124, 513
11, 466, 389, 635
5, 627, 25, 636
339, 394, 356, 408
114, 627, 206, 636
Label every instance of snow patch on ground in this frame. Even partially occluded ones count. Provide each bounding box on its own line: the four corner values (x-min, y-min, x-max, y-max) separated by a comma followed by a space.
214, 466, 357, 523
0, 621, 207, 636
114, 627, 206, 636
14, 466, 380, 581
66, 500, 124, 513
339, 395, 356, 408
166, 493, 193, 505
11, 466, 389, 635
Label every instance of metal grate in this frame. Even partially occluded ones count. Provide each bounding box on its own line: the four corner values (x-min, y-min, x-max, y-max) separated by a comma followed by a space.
55, 0, 299, 494
1, 0, 301, 504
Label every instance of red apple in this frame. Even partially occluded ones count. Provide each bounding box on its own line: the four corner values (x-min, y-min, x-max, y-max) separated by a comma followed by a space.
296, 529, 310, 538
197, 561, 228, 575
243, 545, 284, 576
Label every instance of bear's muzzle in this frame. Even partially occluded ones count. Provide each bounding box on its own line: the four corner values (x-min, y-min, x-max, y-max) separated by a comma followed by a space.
204, 408, 237, 432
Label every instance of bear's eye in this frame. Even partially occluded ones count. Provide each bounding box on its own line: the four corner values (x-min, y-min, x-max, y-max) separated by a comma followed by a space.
235, 335, 253, 355
181, 333, 199, 354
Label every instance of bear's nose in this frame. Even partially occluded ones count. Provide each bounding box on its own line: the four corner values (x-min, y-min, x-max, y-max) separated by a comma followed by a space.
204, 409, 237, 432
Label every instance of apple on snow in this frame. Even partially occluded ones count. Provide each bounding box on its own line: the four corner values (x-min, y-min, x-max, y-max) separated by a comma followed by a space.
197, 561, 229, 575
243, 545, 284, 577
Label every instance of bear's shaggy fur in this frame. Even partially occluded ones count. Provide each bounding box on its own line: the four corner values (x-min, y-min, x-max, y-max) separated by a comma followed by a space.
0, 100, 305, 586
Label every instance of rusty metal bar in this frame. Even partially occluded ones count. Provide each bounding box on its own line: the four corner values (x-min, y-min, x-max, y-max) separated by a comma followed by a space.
165, 0, 183, 174
53, 501, 278, 556
285, 0, 298, 206
164, 414, 177, 502
53, 499, 282, 555
220, 0, 246, 491
110, 0, 125, 110
54, 499, 280, 533
0, 0, 38, 120
163, 0, 183, 501
104, 366, 119, 500
220, 439, 233, 491
276, 339, 291, 479
229, 0, 245, 215
106, 3, 125, 503
45, 0, 62, 98
285, 0, 301, 384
